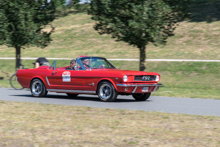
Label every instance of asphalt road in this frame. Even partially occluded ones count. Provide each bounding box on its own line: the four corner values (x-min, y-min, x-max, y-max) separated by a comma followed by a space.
1, 88, 220, 117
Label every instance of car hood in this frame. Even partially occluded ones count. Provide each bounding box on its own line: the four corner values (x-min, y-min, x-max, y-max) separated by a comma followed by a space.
90, 69, 159, 76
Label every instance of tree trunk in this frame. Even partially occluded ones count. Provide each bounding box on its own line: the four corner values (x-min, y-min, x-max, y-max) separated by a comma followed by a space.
15, 46, 21, 71
139, 45, 146, 71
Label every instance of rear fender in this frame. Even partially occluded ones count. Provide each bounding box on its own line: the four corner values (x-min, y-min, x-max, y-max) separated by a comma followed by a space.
30, 76, 47, 88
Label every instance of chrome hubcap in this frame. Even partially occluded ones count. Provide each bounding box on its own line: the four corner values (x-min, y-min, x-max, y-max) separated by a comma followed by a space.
32, 81, 42, 95
100, 84, 111, 100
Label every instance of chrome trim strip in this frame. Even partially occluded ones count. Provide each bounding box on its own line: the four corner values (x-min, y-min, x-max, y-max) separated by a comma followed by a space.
132, 86, 137, 93
47, 89, 96, 94
46, 77, 50, 86
116, 84, 162, 87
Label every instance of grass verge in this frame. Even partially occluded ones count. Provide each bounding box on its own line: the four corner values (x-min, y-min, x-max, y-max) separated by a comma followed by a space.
0, 100, 220, 146
0, 60, 219, 99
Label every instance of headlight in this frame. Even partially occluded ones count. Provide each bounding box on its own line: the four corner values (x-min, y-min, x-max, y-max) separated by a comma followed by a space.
155, 75, 160, 82
123, 75, 128, 82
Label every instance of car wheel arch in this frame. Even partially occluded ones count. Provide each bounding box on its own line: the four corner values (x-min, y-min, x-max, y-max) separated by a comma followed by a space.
30, 77, 46, 88
96, 80, 118, 102
96, 79, 118, 93
30, 78, 48, 97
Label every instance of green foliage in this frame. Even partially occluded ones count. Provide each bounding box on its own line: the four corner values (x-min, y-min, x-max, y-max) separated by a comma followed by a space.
0, 0, 56, 48
0, 0, 56, 70
89, 0, 189, 47
54, 0, 65, 7
89, 0, 189, 70
74, 3, 90, 12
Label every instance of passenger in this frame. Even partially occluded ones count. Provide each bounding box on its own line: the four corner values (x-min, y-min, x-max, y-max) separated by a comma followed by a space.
82, 59, 90, 69
35, 57, 50, 68
66, 59, 76, 70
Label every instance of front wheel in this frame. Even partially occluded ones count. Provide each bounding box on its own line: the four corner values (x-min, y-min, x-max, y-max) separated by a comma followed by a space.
30, 79, 47, 97
10, 73, 24, 90
98, 81, 118, 102
132, 93, 151, 101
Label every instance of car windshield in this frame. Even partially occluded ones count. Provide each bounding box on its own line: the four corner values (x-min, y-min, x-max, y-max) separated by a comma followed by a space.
77, 57, 115, 69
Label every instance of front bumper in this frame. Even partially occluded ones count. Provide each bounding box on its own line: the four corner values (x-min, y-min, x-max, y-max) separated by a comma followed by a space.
116, 83, 162, 93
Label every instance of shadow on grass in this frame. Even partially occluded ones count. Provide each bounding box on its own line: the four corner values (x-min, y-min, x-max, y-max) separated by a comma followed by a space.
189, 0, 220, 22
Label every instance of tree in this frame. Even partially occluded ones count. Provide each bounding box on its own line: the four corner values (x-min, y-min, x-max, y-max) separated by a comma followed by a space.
89, 0, 189, 71
0, 0, 56, 70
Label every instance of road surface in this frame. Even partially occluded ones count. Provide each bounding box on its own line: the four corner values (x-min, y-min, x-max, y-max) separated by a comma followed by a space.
0, 88, 220, 117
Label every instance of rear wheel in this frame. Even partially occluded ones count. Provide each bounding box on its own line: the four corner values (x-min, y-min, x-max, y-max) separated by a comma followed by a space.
132, 93, 151, 101
98, 81, 118, 102
30, 79, 47, 97
66, 93, 78, 98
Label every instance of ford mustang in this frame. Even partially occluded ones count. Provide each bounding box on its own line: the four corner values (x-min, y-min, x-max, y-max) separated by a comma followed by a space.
17, 56, 162, 102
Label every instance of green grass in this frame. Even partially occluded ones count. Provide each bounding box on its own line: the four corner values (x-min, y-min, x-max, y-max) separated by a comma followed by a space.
0, 1, 220, 99
1, 59, 219, 99
0, 101, 220, 146
1, 19, 219, 59
0, 2, 220, 145
115, 61, 220, 99
0, 1, 220, 60
154, 87, 219, 99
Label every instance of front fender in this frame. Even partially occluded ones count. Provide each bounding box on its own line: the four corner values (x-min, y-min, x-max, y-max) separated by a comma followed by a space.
96, 78, 118, 91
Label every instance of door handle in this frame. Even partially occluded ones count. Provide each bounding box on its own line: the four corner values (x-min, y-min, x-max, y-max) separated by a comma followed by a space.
52, 71, 57, 75
89, 83, 94, 86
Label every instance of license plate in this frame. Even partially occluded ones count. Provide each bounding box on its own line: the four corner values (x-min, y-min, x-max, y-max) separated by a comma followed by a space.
142, 87, 149, 92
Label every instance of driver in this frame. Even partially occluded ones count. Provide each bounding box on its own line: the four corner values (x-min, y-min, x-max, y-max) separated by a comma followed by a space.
82, 59, 90, 69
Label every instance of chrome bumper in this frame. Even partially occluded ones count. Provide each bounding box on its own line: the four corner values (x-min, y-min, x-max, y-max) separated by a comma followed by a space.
116, 83, 163, 87
116, 83, 162, 93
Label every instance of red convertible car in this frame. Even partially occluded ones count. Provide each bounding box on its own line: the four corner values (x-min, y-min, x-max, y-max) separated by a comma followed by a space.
17, 56, 161, 102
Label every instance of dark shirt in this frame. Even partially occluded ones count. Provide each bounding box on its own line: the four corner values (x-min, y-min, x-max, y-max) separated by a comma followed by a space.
65, 66, 74, 70
36, 57, 49, 66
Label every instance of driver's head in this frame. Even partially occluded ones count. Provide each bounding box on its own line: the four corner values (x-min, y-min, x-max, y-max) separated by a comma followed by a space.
82, 59, 90, 66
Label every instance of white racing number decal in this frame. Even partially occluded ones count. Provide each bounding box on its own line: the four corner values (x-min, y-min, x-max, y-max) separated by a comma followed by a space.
62, 71, 71, 82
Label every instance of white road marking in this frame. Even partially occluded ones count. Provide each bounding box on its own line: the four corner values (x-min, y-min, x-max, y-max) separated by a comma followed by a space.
0, 57, 220, 62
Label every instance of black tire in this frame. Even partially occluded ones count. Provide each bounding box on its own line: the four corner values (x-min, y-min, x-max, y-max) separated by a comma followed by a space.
10, 73, 24, 90
66, 93, 78, 98
30, 79, 47, 97
97, 81, 118, 102
132, 93, 151, 101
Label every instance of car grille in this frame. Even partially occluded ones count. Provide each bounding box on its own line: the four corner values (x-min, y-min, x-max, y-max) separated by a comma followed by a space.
134, 75, 156, 81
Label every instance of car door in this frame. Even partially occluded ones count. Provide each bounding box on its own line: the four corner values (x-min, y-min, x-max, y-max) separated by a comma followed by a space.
47, 69, 87, 90
46, 60, 97, 93
46, 60, 82, 90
